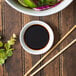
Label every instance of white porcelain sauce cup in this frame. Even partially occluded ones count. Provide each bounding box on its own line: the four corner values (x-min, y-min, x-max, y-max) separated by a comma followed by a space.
20, 21, 54, 55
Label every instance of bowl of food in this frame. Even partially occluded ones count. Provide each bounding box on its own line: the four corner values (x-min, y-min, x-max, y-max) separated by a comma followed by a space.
5, 0, 73, 16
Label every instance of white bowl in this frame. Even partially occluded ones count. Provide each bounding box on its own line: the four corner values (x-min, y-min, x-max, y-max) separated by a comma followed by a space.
5, 0, 73, 16
20, 21, 54, 55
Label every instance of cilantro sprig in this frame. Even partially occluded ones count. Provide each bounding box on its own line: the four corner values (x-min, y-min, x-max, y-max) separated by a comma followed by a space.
0, 34, 16, 65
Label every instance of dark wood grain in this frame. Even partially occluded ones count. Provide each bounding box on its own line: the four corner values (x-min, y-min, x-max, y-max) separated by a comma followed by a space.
0, 1, 1, 28
39, 14, 60, 76
0, 0, 76, 76
0, 0, 3, 76
2, 2, 23, 76
60, 1, 76, 76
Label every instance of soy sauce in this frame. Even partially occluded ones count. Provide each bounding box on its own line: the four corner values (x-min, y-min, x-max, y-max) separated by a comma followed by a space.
24, 25, 49, 50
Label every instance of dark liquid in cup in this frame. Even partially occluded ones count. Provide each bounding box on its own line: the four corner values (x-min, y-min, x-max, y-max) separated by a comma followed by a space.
24, 25, 49, 50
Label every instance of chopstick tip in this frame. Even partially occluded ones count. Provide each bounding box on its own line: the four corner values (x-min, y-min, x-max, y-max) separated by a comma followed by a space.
74, 39, 76, 42
74, 25, 76, 28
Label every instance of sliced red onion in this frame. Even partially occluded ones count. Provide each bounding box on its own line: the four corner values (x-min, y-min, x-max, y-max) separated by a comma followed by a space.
33, 5, 50, 11
57, 0, 62, 2
33, 1, 61, 11
51, 2, 61, 8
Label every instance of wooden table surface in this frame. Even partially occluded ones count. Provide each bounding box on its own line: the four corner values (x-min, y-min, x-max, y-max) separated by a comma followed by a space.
0, 0, 76, 76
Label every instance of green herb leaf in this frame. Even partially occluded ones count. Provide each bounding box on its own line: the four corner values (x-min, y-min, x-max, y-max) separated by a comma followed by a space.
0, 49, 5, 53
24, 0, 37, 8
0, 58, 5, 65
0, 51, 7, 60
0, 34, 16, 65
8, 38, 16, 46
4, 43, 11, 50
18, 0, 28, 7
38, 0, 57, 6
0, 41, 3, 47
6, 50, 13, 57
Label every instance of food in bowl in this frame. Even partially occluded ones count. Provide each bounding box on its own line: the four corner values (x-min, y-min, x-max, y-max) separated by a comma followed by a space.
5, 0, 73, 16
18, 0, 63, 11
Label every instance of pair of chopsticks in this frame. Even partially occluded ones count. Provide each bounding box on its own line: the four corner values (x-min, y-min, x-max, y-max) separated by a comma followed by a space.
30, 39, 76, 76
24, 25, 76, 76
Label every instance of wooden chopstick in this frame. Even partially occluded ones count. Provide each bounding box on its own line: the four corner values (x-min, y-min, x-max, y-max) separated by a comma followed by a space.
30, 39, 76, 76
24, 25, 76, 76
